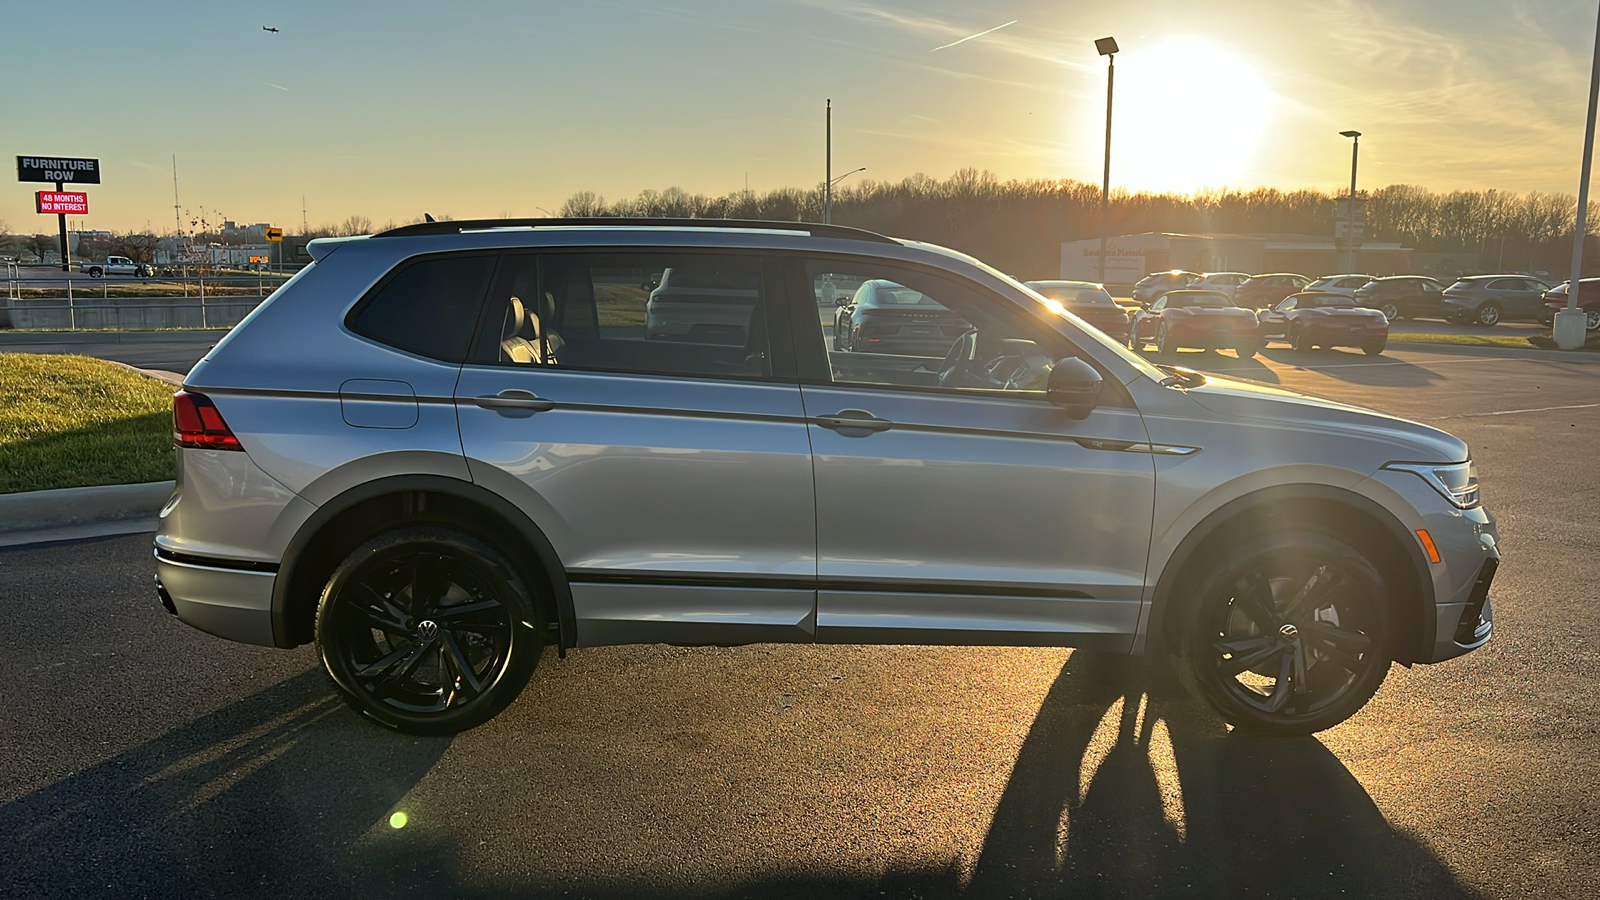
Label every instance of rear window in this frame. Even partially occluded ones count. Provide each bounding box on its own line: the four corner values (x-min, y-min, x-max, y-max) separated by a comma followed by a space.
1031, 285, 1116, 307
349, 254, 496, 362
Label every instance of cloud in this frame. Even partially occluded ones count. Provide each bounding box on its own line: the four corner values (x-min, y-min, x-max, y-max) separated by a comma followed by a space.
259, 81, 290, 92
802, 2, 1089, 70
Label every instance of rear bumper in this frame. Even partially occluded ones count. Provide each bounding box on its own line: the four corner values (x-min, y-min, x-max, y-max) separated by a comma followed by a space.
154, 549, 279, 647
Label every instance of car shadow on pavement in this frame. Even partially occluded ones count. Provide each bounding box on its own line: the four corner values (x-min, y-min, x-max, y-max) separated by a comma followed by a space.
965, 651, 1481, 900
1141, 349, 1283, 383
0, 669, 456, 898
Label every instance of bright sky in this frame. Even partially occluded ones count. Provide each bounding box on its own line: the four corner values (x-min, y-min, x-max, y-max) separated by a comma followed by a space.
5, 0, 1599, 233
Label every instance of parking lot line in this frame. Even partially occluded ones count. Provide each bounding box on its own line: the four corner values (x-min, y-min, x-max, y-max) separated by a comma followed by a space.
1437, 402, 1600, 419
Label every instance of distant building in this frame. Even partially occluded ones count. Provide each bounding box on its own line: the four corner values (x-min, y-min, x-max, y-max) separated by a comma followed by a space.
1060, 232, 1415, 284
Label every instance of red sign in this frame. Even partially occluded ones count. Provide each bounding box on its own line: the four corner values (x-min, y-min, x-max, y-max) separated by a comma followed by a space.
36, 190, 88, 214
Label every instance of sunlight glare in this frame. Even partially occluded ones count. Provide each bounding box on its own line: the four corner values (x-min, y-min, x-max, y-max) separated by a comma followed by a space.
1078, 37, 1277, 193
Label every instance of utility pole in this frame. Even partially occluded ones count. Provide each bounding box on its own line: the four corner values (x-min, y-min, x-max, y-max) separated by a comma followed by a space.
1341, 131, 1362, 273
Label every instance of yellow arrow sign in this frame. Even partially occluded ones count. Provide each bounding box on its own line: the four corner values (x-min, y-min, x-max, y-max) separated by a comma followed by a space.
264, 227, 283, 242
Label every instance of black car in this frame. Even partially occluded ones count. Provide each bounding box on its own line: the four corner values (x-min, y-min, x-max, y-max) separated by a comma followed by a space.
1024, 280, 1131, 342
1353, 276, 1446, 321
833, 279, 972, 355
1440, 275, 1552, 326
1234, 273, 1311, 310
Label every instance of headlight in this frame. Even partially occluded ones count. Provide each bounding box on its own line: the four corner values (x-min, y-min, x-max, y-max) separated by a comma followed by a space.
1385, 461, 1480, 509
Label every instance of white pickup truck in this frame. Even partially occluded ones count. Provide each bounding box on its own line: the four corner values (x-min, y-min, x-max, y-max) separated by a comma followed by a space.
80, 256, 153, 277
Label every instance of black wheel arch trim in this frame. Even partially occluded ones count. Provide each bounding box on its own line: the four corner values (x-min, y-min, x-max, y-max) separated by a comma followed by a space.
269, 474, 575, 652
1145, 483, 1435, 664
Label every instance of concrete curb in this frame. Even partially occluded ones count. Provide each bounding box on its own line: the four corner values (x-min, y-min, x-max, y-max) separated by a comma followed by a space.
0, 481, 173, 548
0, 330, 225, 346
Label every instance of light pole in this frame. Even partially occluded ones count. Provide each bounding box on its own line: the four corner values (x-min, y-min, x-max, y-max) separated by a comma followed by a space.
825, 99, 833, 223
1095, 37, 1118, 286
1340, 130, 1361, 273
1556, 1, 1600, 350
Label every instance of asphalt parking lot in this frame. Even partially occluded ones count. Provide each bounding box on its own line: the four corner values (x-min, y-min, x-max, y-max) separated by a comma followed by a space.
2, 343, 1597, 898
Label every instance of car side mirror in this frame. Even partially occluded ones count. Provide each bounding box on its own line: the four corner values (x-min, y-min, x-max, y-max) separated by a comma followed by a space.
1047, 357, 1102, 419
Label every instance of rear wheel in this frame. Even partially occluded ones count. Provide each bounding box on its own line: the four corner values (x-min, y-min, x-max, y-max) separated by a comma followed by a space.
1475, 303, 1502, 327
315, 526, 543, 734
1173, 530, 1395, 736
1587, 309, 1600, 332
1362, 340, 1386, 356
1378, 302, 1399, 322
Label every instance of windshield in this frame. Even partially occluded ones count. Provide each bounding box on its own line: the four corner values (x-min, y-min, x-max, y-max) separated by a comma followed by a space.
1169, 292, 1232, 308
1031, 284, 1117, 306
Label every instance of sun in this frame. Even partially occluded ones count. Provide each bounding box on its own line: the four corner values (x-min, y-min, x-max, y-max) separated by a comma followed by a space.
1077, 37, 1277, 194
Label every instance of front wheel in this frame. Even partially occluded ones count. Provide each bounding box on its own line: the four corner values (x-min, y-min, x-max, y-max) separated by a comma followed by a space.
315, 526, 543, 734
1378, 302, 1399, 322
1157, 323, 1177, 355
1587, 308, 1600, 332
1291, 326, 1313, 353
1475, 303, 1502, 327
1172, 530, 1395, 735
88, 268, 102, 278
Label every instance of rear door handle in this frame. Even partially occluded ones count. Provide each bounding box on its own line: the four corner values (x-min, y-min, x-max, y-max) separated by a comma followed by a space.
813, 409, 893, 433
474, 389, 556, 412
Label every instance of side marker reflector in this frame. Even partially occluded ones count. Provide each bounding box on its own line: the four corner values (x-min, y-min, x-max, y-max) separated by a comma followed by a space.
1416, 529, 1441, 564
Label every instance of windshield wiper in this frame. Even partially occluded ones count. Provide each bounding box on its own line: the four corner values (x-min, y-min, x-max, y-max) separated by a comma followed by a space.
1155, 364, 1207, 388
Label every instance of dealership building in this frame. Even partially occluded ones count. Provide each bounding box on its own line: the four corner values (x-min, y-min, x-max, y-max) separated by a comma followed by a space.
1060, 232, 1414, 285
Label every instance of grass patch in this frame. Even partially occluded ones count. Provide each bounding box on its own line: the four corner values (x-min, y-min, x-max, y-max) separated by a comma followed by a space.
1387, 331, 1600, 351
0, 353, 176, 493
1386, 332, 1545, 349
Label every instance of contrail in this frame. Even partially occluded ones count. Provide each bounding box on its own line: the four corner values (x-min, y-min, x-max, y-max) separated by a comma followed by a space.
932, 19, 1018, 51
260, 81, 289, 91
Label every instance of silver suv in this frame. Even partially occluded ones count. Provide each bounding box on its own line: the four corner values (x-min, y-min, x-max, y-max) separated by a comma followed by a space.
154, 218, 1498, 736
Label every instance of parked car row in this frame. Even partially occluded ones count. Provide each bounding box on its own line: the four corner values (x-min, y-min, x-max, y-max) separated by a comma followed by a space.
1131, 268, 1597, 331
1124, 289, 1388, 356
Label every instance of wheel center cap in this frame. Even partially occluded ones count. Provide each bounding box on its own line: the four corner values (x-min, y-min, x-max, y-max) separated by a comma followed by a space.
1279, 623, 1299, 638
417, 620, 439, 640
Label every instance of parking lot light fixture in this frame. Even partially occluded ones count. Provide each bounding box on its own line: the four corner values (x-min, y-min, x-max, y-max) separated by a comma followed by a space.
1341, 131, 1361, 274
1556, 1, 1600, 349
1097, 37, 1118, 285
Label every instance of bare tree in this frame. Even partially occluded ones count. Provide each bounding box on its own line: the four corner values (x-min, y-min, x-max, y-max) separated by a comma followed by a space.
336, 215, 373, 236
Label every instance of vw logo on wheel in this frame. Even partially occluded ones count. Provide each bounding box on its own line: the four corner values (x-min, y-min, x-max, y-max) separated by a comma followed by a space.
417, 620, 439, 640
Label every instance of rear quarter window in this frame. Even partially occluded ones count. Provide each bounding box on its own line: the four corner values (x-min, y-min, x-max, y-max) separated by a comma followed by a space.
348, 254, 497, 362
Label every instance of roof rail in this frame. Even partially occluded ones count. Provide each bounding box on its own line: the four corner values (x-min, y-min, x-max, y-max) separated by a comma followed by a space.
372, 216, 898, 244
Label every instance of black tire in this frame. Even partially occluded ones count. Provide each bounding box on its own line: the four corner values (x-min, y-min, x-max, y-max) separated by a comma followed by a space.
1377, 302, 1398, 321
88, 268, 102, 278
1171, 529, 1395, 736
1362, 341, 1386, 356
1235, 342, 1260, 359
1475, 303, 1502, 327
1291, 325, 1313, 353
1157, 323, 1177, 355
315, 526, 544, 735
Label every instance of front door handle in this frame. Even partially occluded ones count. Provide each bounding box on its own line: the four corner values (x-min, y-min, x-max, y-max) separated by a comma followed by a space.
474, 389, 556, 413
814, 409, 893, 433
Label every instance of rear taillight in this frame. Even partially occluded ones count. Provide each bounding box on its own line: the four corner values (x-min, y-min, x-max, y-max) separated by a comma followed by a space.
173, 390, 243, 451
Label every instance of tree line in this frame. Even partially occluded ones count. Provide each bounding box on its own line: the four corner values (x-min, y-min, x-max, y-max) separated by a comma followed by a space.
560, 170, 1599, 279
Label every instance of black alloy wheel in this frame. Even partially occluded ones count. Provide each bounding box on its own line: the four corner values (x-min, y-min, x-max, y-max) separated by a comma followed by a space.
1174, 531, 1394, 736
1157, 323, 1177, 355
316, 527, 542, 734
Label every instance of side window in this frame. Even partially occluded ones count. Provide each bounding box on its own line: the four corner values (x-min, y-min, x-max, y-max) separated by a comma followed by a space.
1420, 280, 1441, 293
348, 254, 496, 362
810, 260, 1073, 396
1485, 278, 1511, 291
1149, 296, 1168, 311
473, 252, 771, 378
1278, 297, 1298, 311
